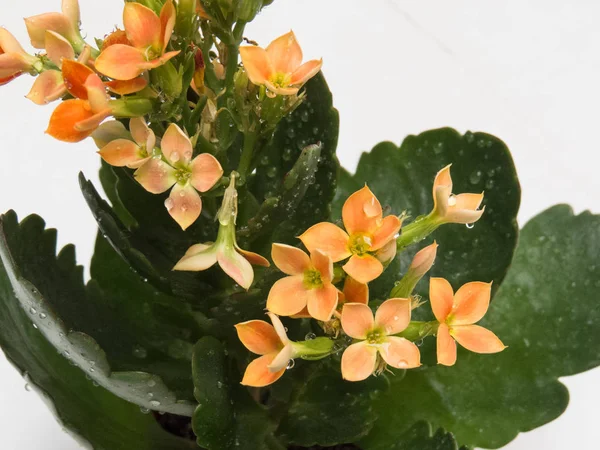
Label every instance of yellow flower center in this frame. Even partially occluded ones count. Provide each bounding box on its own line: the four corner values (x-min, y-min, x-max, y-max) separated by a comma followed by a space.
144, 46, 161, 61
175, 168, 192, 185
366, 328, 386, 345
269, 72, 292, 88
303, 268, 323, 290
348, 233, 373, 257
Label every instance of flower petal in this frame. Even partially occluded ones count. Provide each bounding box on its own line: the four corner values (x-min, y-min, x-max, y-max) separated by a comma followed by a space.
61, 0, 80, 27
375, 298, 411, 335
267, 312, 290, 345
310, 249, 333, 282
379, 336, 421, 369
445, 206, 486, 225
129, 117, 155, 149
161, 123, 193, 166
166, 184, 202, 231
159, 0, 176, 52
341, 342, 377, 382
408, 242, 439, 279
371, 215, 402, 251
266, 31, 303, 74
0, 27, 27, 54
235, 320, 281, 355
342, 186, 383, 235
429, 277, 454, 323
92, 120, 130, 148
437, 323, 457, 366
98, 139, 141, 168
84, 73, 110, 113
238, 248, 271, 268
241, 353, 285, 387
45, 30, 74, 67
101, 29, 130, 50
26, 70, 66, 105
217, 247, 255, 290
95, 44, 147, 80
341, 303, 374, 340
74, 108, 111, 133
0, 54, 30, 79
266, 275, 310, 317
271, 243, 310, 276
451, 325, 506, 354
173, 245, 217, 271
123, 2, 161, 50
264, 80, 299, 96
451, 281, 492, 325
61, 59, 94, 99
342, 254, 383, 284
105, 77, 148, 95
299, 222, 350, 262
290, 58, 323, 86
134, 158, 177, 194
343, 277, 369, 305
25, 13, 75, 49
453, 193, 484, 210
433, 164, 453, 201
46, 98, 95, 142
239, 45, 273, 86
269, 344, 294, 372
306, 284, 338, 322
190, 153, 223, 192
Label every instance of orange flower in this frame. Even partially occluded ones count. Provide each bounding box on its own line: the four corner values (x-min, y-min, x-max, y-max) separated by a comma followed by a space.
0, 28, 39, 86
341, 276, 369, 306
430, 278, 506, 366
95, 0, 180, 80
24, 0, 84, 51
235, 313, 296, 387
173, 175, 270, 289
431, 165, 485, 225
46, 60, 113, 142
239, 31, 322, 96
97, 118, 155, 169
340, 299, 420, 381
134, 123, 223, 230
266, 244, 339, 321
300, 186, 402, 284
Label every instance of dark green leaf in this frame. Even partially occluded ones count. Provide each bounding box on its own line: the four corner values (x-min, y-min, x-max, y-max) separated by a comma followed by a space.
362, 205, 600, 449
333, 129, 520, 303
0, 211, 195, 416
372, 421, 463, 450
0, 213, 196, 450
192, 336, 274, 450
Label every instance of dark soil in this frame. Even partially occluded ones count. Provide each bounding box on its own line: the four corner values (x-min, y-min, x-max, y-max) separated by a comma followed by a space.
154, 412, 362, 449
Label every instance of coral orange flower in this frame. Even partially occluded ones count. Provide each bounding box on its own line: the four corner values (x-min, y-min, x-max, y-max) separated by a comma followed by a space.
340, 276, 369, 306
134, 123, 223, 230
300, 186, 402, 284
97, 118, 156, 169
46, 60, 113, 142
24, 0, 84, 51
174, 175, 270, 289
267, 244, 338, 321
235, 313, 296, 387
239, 31, 322, 96
95, 0, 180, 80
430, 278, 506, 366
430, 165, 485, 225
340, 299, 420, 381
0, 28, 39, 86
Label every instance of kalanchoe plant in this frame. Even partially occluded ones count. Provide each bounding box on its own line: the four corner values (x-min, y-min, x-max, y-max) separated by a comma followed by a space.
0, 1, 599, 449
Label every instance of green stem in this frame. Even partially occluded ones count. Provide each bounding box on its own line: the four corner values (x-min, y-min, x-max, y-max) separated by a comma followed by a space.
237, 131, 257, 180
396, 321, 439, 342
396, 214, 442, 251
224, 21, 247, 91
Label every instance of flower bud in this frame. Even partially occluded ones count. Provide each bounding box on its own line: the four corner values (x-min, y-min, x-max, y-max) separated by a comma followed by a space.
390, 242, 438, 298
236, 0, 264, 22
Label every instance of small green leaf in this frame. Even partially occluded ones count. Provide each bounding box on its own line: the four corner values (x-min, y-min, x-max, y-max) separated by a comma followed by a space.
334, 129, 520, 303
192, 336, 275, 450
0, 211, 195, 416
371, 421, 464, 450
0, 216, 196, 450
362, 205, 600, 449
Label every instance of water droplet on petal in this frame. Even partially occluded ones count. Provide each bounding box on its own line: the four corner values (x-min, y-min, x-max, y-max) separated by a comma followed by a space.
29, 307, 37, 314
286, 359, 295, 370
164, 198, 174, 211
466, 223, 475, 229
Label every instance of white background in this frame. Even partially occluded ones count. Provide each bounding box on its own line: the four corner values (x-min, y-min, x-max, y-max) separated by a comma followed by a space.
1, 0, 599, 448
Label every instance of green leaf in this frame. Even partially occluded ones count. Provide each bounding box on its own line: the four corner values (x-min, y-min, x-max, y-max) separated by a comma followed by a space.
275, 366, 387, 447
0, 211, 196, 416
362, 205, 600, 449
0, 215, 196, 450
248, 72, 340, 247
333, 129, 520, 303
373, 421, 465, 450
192, 336, 274, 450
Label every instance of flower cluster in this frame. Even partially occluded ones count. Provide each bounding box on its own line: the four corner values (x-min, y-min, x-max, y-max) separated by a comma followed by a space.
234, 166, 503, 387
